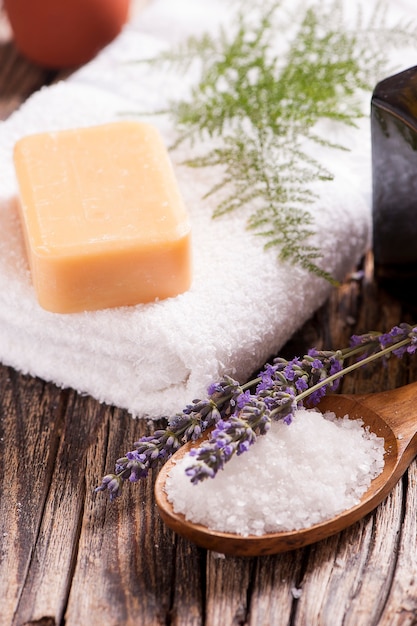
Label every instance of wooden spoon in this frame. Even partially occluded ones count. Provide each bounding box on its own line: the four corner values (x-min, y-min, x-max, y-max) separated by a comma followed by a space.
155, 381, 417, 556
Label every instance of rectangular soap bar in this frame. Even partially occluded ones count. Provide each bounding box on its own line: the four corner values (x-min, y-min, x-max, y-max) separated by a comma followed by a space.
13, 121, 192, 313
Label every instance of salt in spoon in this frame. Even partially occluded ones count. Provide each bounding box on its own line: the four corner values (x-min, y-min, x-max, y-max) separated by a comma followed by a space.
154, 381, 417, 556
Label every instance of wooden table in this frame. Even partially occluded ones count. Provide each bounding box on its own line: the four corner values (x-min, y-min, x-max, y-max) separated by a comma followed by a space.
2, 8, 417, 626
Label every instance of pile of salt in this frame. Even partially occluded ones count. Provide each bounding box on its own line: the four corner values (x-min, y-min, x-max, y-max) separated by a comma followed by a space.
165, 408, 385, 536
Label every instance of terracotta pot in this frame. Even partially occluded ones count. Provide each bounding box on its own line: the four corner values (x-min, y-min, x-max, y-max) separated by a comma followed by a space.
4, 0, 131, 68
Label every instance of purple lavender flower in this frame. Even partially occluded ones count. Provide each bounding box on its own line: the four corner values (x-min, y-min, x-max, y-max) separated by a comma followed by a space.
95, 474, 123, 501
256, 363, 277, 391
184, 414, 263, 483
283, 364, 296, 381
373, 323, 417, 359
350, 333, 374, 347
329, 356, 343, 390
96, 375, 245, 498
236, 389, 252, 409
379, 325, 404, 348
295, 377, 308, 392
311, 358, 323, 370
306, 385, 328, 406
207, 382, 224, 395
392, 345, 408, 358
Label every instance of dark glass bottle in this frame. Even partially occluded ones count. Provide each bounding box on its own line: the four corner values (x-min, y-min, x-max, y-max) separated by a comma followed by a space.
371, 65, 417, 300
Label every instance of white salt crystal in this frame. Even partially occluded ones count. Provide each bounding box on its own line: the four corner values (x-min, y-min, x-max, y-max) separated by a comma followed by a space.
291, 587, 303, 599
165, 408, 385, 536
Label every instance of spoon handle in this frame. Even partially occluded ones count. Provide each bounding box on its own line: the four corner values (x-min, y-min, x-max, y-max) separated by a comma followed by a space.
346, 380, 417, 455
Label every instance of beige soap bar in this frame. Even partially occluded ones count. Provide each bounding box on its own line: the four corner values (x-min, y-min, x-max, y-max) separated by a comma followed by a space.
13, 121, 192, 313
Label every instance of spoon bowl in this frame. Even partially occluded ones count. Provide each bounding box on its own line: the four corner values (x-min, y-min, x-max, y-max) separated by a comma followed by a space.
155, 382, 417, 556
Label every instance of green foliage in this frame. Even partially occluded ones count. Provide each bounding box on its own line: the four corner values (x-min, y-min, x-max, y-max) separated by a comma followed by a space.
152, 0, 416, 281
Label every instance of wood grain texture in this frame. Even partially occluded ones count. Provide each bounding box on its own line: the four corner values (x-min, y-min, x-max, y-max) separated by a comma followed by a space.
2, 26, 417, 626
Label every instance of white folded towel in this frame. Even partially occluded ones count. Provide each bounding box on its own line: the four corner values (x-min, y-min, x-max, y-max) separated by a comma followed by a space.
0, 0, 415, 417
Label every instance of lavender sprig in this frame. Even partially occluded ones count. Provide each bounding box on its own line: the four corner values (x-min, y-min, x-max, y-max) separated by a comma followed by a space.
96, 376, 244, 500
96, 323, 417, 498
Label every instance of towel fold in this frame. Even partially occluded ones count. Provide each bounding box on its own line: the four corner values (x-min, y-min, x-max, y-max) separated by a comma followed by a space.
0, 0, 415, 417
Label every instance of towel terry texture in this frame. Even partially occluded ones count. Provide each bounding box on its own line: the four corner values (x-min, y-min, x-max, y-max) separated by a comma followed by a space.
0, 0, 415, 418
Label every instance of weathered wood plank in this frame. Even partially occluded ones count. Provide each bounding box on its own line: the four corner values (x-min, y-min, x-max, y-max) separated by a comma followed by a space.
0, 42, 56, 101
0, 368, 67, 625
247, 552, 306, 626
293, 486, 404, 626
169, 539, 204, 626
11, 393, 106, 625
65, 409, 180, 626
204, 553, 254, 625
377, 462, 417, 626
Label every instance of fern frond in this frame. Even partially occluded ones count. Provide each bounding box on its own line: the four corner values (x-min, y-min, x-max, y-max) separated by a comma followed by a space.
144, 0, 416, 281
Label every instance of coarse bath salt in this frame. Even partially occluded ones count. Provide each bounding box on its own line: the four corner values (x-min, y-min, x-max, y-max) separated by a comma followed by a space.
165, 408, 385, 536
